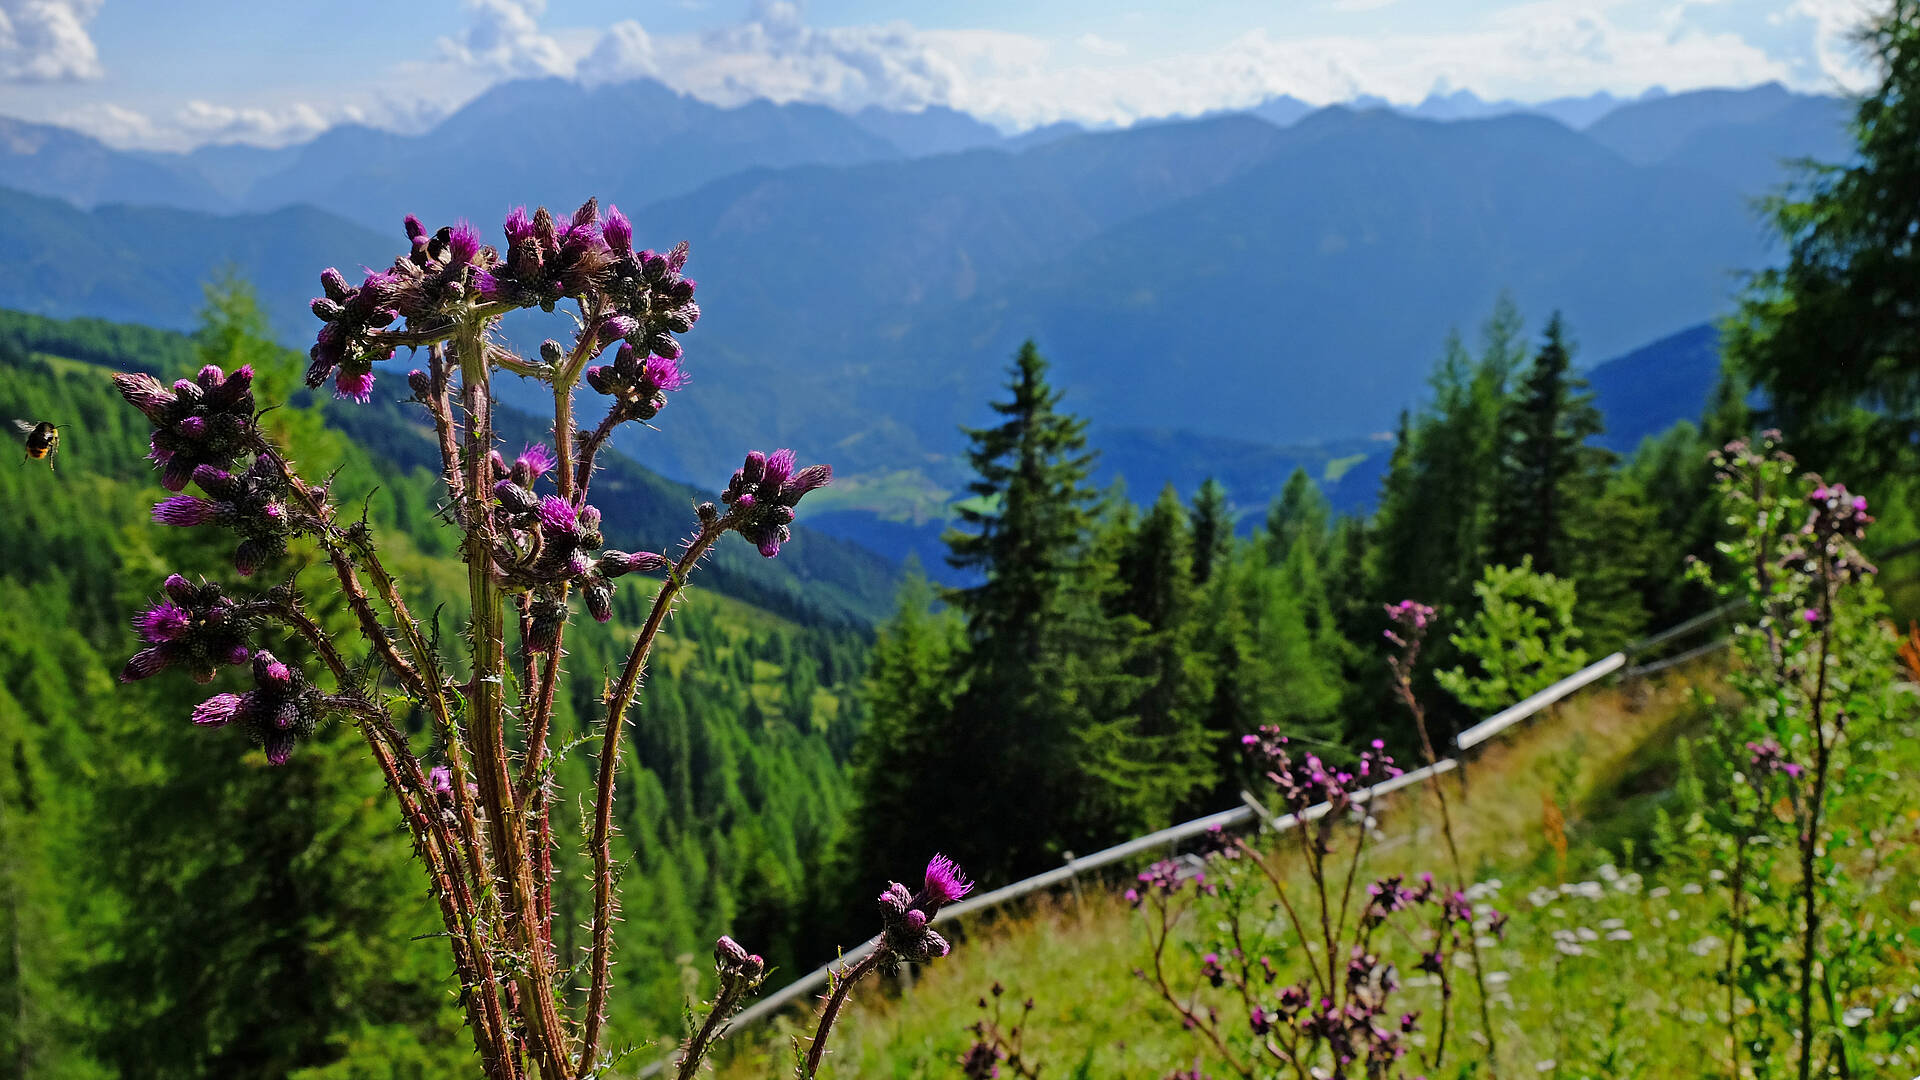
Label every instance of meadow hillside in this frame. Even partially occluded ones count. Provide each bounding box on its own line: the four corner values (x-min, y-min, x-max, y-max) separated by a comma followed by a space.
717, 636, 1920, 1079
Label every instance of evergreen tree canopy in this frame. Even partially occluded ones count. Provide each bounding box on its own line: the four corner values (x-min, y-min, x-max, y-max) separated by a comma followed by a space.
1727, 0, 1920, 474
1489, 313, 1610, 577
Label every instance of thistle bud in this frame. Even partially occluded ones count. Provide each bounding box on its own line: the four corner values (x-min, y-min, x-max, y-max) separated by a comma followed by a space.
540, 339, 565, 366
407, 369, 432, 399
525, 594, 566, 653
584, 581, 613, 623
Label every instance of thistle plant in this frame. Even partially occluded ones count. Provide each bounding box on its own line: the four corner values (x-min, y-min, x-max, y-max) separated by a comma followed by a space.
108, 199, 955, 1079
1653, 433, 1913, 1080
1131, 731, 1506, 1079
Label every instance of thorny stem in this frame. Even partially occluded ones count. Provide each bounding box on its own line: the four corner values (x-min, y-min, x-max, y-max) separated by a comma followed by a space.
457, 316, 571, 1079
1395, 672, 1501, 1078
576, 516, 731, 1076
1294, 821, 1339, 996
1726, 825, 1748, 1078
676, 976, 753, 1080
427, 343, 465, 505
1143, 898, 1255, 1080
1797, 555, 1838, 1080
276, 592, 518, 1078
800, 947, 887, 1079
1233, 836, 1331, 1001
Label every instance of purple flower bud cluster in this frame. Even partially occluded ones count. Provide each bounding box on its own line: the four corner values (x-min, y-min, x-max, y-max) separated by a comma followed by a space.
151, 458, 292, 576
188, 649, 322, 765
1199, 952, 1226, 988
488, 450, 672, 645
1805, 482, 1871, 542
1383, 599, 1436, 648
113, 366, 257, 490
595, 215, 701, 361
308, 267, 403, 400
1240, 728, 1402, 816
1797, 479, 1877, 582
959, 1040, 1002, 1079
123, 574, 258, 684
1128, 858, 1190, 908
1746, 738, 1805, 779
713, 934, 766, 987
476, 200, 617, 313
304, 199, 701, 409
1362, 873, 1436, 928
427, 764, 478, 801
876, 854, 973, 963
721, 449, 833, 558
584, 343, 688, 424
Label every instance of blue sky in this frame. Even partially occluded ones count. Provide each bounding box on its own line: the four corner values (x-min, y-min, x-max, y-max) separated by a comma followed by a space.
0, 0, 1880, 149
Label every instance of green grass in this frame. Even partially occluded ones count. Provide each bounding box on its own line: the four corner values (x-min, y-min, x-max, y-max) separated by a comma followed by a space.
712, 659, 1920, 1078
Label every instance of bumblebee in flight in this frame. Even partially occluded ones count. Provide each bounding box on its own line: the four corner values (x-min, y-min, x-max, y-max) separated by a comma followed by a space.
13, 420, 63, 469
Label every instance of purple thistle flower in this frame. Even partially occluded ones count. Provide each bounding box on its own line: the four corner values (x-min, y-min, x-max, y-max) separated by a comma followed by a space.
515, 443, 557, 481
1802, 608, 1821, 624
153, 495, 216, 527
134, 600, 192, 642
335, 368, 375, 403
597, 550, 671, 578
643, 354, 687, 393
192, 693, 242, 727
602, 204, 633, 256
920, 854, 974, 908
448, 220, 481, 265
764, 448, 797, 487
428, 765, 454, 794
504, 206, 533, 245
537, 495, 578, 536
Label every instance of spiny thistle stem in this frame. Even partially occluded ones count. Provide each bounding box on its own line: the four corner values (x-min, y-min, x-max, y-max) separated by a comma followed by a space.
801, 948, 886, 1079
577, 518, 728, 1076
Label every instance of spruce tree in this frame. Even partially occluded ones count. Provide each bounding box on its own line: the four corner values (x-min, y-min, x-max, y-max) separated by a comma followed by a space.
1490, 314, 1602, 574
1189, 477, 1234, 587
1110, 486, 1217, 819
1265, 468, 1331, 563
864, 341, 1139, 882
848, 573, 962, 890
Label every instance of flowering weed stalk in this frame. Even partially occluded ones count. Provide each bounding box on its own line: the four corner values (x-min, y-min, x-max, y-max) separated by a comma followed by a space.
108, 199, 944, 1079
1131, 730, 1504, 1079
1654, 433, 1912, 1079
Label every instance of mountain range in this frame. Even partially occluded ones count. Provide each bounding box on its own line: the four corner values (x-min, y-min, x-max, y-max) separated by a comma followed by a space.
0, 77, 1848, 559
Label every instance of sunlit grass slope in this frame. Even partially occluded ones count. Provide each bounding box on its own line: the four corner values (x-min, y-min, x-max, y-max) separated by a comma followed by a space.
715, 657, 1918, 1078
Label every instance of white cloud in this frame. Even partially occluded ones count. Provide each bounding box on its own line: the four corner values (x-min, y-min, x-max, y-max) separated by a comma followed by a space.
53, 96, 451, 151
561, 1, 1797, 131
1331, 0, 1403, 11
52, 100, 153, 143
437, 0, 573, 78
582, 19, 657, 82
1785, 0, 1878, 91
0, 0, 103, 82
25, 0, 1847, 151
